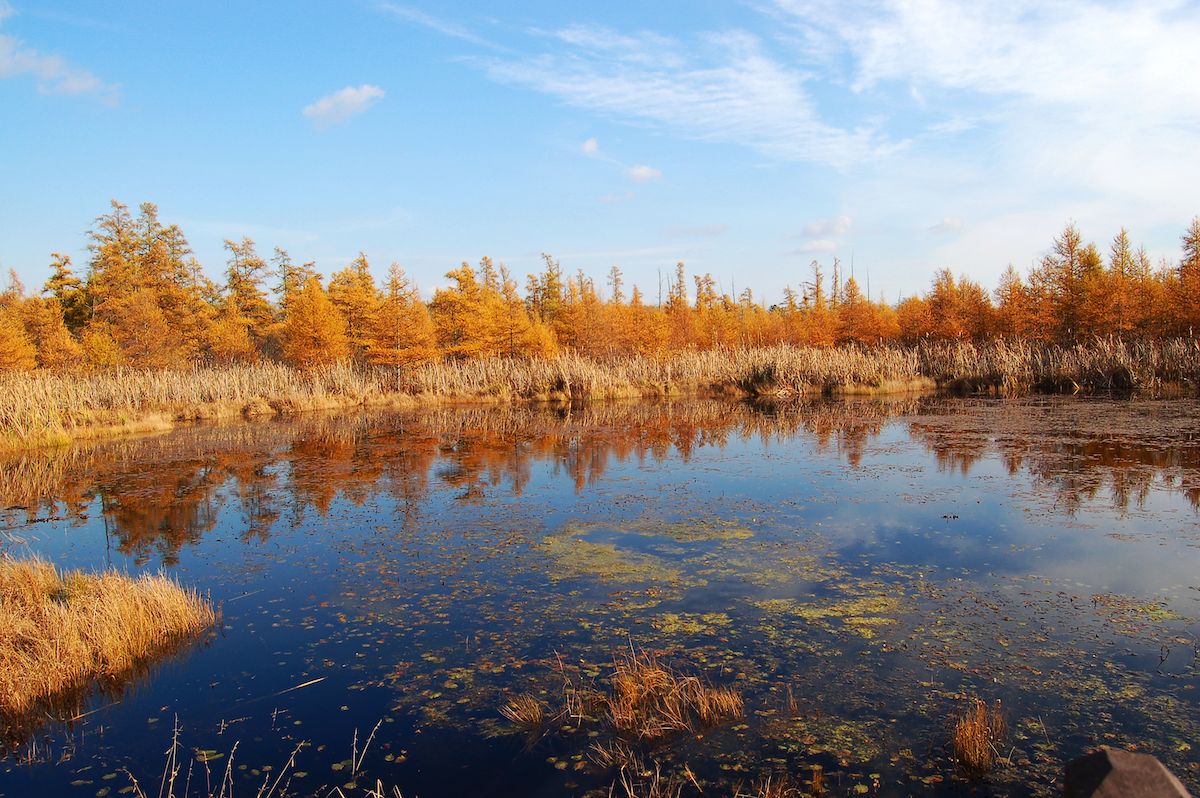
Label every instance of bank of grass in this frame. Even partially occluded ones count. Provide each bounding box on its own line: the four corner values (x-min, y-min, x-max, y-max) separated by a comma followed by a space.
0, 557, 215, 730
4, 338, 1200, 449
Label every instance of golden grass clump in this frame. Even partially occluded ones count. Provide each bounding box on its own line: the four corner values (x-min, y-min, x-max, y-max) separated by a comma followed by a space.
0, 557, 216, 721
499, 694, 546, 730
950, 697, 1007, 779
606, 649, 743, 741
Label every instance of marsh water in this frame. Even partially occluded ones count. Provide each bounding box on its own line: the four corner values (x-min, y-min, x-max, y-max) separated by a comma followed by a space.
3, 396, 1200, 797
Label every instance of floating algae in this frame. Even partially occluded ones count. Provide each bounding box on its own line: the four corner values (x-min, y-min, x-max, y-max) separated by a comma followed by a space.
629, 519, 755, 543
542, 525, 700, 588
651, 612, 733, 636
752, 589, 903, 640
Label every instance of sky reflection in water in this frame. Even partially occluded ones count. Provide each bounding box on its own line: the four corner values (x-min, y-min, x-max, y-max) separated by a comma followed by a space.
2, 396, 1200, 798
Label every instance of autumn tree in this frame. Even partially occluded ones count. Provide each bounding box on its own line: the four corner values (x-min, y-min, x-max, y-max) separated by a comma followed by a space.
432, 261, 495, 359
1029, 222, 1103, 341
43, 253, 88, 332
838, 276, 880, 344
368, 264, 436, 366
328, 253, 382, 362
802, 260, 837, 347
1175, 217, 1200, 333
664, 262, 694, 350
283, 276, 348, 367
993, 265, 1031, 339
224, 237, 275, 354
0, 273, 36, 371
494, 264, 539, 358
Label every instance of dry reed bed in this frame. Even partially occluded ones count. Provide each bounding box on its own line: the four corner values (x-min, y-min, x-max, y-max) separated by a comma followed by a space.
501, 648, 743, 747
5, 339, 1200, 448
0, 557, 215, 724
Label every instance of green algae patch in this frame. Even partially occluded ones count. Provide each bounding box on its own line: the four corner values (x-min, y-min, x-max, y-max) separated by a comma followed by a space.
651, 612, 733, 636
630, 519, 755, 542
1093, 593, 1186, 623
752, 592, 902, 639
542, 526, 699, 587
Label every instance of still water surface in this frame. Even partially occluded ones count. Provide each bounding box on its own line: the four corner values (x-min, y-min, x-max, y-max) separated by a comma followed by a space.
3, 396, 1200, 797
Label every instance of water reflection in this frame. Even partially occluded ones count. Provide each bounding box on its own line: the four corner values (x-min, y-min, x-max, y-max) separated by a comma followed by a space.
907, 398, 1200, 514
4, 397, 1200, 566
3, 397, 1200, 796
1, 400, 920, 565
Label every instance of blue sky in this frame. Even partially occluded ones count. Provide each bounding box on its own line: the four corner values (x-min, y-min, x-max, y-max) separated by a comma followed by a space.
2, 0, 1198, 305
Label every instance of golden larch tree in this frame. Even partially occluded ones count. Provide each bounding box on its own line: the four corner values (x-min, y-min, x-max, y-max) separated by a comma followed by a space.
368, 264, 436, 367
283, 276, 348, 367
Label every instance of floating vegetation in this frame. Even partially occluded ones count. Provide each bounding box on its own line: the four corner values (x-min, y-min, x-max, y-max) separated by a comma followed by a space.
631, 520, 756, 543
950, 698, 1008, 780
752, 589, 903, 640
543, 526, 695, 589
652, 612, 732, 636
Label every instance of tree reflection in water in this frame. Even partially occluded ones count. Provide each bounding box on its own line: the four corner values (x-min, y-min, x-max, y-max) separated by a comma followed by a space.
3, 396, 1198, 566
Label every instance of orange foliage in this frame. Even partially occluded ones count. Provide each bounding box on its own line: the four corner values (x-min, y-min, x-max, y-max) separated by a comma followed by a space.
13, 202, 1200, 372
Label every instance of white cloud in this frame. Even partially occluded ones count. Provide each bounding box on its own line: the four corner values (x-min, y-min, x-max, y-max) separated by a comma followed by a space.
928, 217, 963, 234
769, 0, 1200, 205
599, 192, 635, 204
0, 4, 118, 103
801, 216, 853, 237
303, 84, 386, 130
625, 165, 662, 182
785, 240, 839, 254
581, 137, 599, 154
478, 25, 891, 168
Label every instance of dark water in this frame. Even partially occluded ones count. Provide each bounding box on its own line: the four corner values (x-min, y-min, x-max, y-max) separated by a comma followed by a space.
3, 396, 1200, 797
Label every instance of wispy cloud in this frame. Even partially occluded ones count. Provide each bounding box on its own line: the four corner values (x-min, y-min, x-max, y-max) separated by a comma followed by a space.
667, 224, 728, 238
303, 84, 385, 130
599, 192, 635, 204
927, 217, 963, 234
581, 137, 599, 154
625, 164, 662, 182
770, 0, 1200, 201
375, 3, 498, 48
478, 25, 891, 167
0, 3, 118, 104
784, 240, 838, 254
801, 216, 853, 237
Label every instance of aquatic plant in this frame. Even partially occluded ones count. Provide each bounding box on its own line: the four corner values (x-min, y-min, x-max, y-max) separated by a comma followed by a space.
0, 557, 215, 735
606, 648, 743, 741
951, 697, 1008, 779
733, 773, 804, 797
499, 694, 547, 730
123, 719, 304, 798
614, 760, 685, 798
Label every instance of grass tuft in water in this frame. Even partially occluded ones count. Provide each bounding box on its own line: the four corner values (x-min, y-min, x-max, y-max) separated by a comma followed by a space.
951, 697, 1008, 780
606, 648, 743, 742
499, 694, 547, 731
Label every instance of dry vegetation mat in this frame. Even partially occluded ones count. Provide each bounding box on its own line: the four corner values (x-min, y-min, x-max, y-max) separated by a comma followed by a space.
7, 338, 1200, 450
0, 557, 215, 746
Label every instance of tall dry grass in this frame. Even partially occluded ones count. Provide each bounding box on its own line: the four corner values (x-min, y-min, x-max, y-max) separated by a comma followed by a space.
605, 649, 744, 741
0, 557, 215, 732
950, 698, 1007, 779
5, 338, 1200, 448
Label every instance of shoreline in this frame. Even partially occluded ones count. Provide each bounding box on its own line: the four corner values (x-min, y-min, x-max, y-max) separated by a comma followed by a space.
4, 338, 1199, 451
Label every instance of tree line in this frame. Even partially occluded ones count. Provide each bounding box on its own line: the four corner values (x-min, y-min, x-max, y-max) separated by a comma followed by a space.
2, 200, 1199, 371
